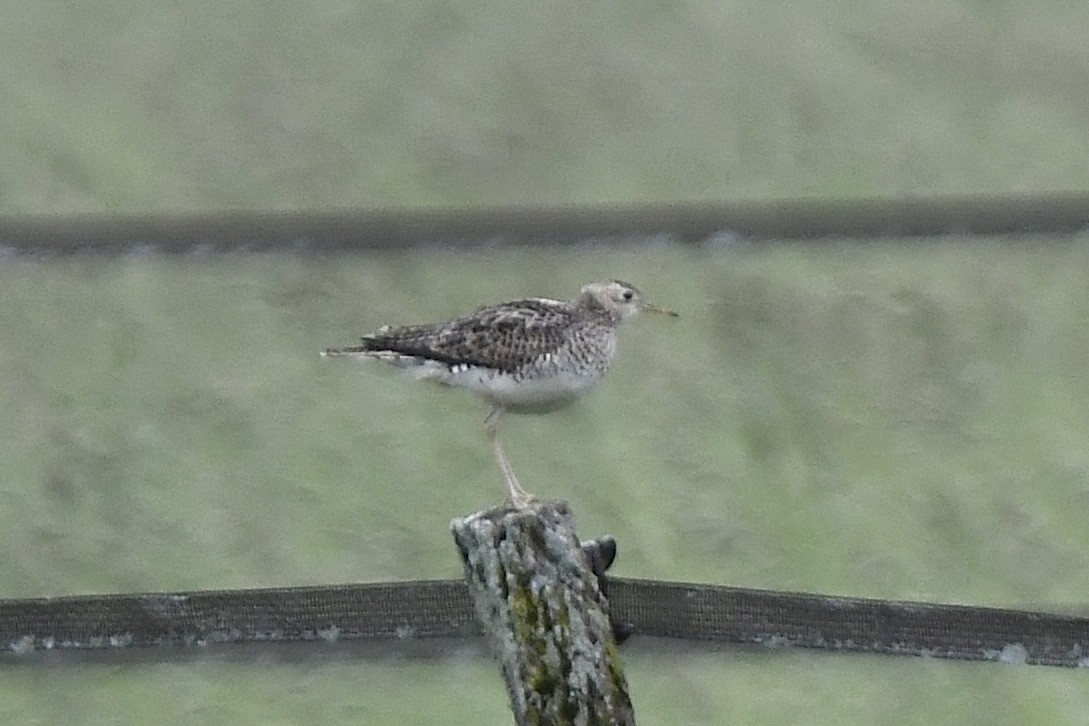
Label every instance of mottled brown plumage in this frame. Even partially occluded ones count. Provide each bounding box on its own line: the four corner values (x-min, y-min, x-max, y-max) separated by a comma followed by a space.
341, 298, 580, 374
323, 280, 676, 506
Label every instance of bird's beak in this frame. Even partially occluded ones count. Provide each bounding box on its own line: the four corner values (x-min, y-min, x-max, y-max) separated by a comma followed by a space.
642, 303, 679, 317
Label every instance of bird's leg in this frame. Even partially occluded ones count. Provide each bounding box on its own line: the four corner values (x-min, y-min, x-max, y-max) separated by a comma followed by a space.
485, 407, 534, 508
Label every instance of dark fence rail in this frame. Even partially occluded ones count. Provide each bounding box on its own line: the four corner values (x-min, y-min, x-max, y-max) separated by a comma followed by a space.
4, 576, 1087, 668
3, 193, 1089, 254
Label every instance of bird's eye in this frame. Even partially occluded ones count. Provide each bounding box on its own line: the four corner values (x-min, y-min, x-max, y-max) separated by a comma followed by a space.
621, 290, 634, 301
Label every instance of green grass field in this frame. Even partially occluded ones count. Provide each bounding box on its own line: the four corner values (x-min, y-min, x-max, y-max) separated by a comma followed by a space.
3, 242, 1089, 723
5, 1, 1089, 723
3, 3, 1089, 214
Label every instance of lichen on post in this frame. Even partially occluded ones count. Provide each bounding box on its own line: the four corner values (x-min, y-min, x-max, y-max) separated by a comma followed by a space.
451, 501, 635, 725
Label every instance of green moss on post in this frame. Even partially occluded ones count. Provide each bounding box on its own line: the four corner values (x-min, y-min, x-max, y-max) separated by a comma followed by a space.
451, 501, 635, 726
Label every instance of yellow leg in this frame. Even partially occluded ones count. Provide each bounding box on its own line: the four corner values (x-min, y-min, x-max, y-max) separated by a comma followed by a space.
485, 407, 534, 508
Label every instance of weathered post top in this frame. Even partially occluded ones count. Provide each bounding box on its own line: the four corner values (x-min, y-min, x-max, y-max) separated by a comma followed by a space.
451, 500, 635, 726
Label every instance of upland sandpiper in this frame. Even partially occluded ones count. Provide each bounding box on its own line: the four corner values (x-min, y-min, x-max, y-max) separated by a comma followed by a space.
322, 280, 677, 507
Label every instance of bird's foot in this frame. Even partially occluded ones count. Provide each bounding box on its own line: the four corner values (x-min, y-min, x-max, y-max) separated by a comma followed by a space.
504, 478, 537, 510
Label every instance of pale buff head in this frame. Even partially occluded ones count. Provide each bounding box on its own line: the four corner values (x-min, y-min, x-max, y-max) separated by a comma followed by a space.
578, 280, 678, 322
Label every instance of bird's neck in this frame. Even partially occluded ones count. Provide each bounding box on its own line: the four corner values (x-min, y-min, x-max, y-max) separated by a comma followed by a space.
575, 293, 622, 325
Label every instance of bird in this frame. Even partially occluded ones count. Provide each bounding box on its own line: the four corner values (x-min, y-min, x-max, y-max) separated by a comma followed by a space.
321, 280, 677, 508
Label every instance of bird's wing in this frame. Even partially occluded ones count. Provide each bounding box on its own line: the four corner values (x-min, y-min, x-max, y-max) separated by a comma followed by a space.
358, 298, 572, 373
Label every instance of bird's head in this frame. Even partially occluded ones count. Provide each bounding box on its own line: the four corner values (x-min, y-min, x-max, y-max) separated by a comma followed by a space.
579, 280, 678, 322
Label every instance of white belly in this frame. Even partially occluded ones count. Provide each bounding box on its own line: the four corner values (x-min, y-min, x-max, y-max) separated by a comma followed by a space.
370, 349, 610, 413
446, 366, 603, 412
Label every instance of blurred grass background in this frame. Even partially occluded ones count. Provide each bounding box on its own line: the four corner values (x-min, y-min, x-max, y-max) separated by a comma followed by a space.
4, 1, 1089, 213
3, 1, 1089, 724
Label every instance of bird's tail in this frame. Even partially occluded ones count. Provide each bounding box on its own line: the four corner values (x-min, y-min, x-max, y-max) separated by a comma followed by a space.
320, 339, 376, 358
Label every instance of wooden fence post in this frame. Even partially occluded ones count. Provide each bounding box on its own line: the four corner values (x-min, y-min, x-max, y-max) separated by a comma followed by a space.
451, 500, 635, 725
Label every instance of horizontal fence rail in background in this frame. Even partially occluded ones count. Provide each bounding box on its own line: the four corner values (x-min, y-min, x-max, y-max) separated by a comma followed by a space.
2, 193, 1089, 255
3, 577, 1087, 668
